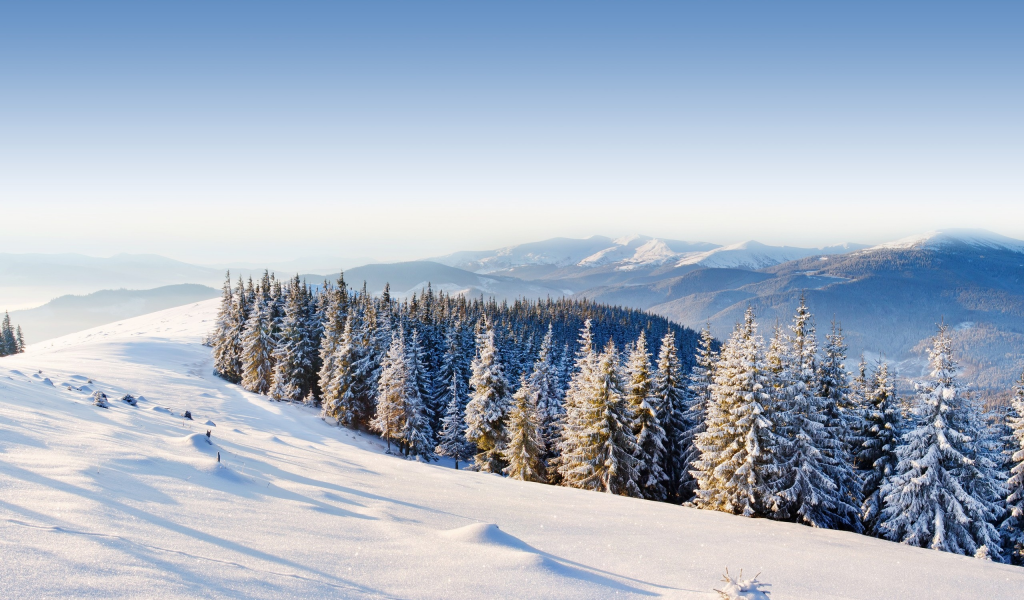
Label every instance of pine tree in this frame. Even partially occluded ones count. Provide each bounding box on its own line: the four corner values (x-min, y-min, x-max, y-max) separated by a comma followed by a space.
372, 329, 408, 453
857, 361, 904, 535
529, 324, 563, 454
240, 295, 275, 395
0, 312, 11, 357
1002, 369, 1024, 565
317, 274, 348, 407
772, 301, 860, 531
322, 315, 362, 425
879, 323, 1005, 560
465, 323, 512, 473
625, 331, 668, 500
817, 318, 864, 529
15, 325, 24, 353
270, 276, 316, 401
693, 308, 782, 517
559, 338, 642, 496
435, 372, 472, 468
680, 325, 716, 501
502, 376, 547, 483
401, 327, 436, 459
652, 331, 688, 502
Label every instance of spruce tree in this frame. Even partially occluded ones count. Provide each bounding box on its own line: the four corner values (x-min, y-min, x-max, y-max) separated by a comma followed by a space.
817, 318, 864, 528
0, 312, 12, 357
322, 315, 365, 426
652, 331, 688, 502
372, 329, 408, 453
435, 372, 472, 468
879, 323, 1005, 560
240, 295, 275, 395
211, 272, 237, 378
529, 324, 563, 454
1001, 369, 1024, 565
559, 339, 642, 496
15, 325, 24, 353
857, 361, 904, 535
680, 326, 716, 501
772, 301, 860, 531
270, 276, 316, 401
317, 275, 348, 407
401, 327, 436, 459
465, 323, 512, 473
625, 331, 668, 501
693, 308, 782, 517
502, 376, 547, 483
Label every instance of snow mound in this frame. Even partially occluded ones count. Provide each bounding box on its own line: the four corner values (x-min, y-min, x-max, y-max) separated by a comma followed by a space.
41, 378, 53, 386
204, 420, 216, 426
716, 570, 771, 599
441, 523, 532, 551
176, 432, 215, 453
151, 406, 173, 414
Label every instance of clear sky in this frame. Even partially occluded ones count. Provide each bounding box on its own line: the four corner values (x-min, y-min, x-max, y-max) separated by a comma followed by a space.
1, 1, 1021, 263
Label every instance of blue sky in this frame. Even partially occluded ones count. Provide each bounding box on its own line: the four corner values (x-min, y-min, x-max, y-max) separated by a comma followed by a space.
1, 1, 1021, 262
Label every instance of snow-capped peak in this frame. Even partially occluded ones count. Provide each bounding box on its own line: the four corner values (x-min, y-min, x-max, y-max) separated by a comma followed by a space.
870, 229, 1024, 253
612, 234, 650, 246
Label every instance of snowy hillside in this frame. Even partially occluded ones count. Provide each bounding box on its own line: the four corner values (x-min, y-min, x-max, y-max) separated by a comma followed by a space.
675, 241, 867, 270
867, 228, 1024, 253
2, 301, 1021, 598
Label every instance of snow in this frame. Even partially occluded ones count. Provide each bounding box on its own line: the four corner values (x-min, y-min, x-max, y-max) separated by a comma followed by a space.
869, 229, 1024, 253
1, 300, 1022, 598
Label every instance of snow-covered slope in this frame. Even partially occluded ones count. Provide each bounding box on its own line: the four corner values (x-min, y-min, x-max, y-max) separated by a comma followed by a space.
429, 235, 719, 274
2, 302, 1021, 599
675, 241, 867, 270
868, 228, 1024, 253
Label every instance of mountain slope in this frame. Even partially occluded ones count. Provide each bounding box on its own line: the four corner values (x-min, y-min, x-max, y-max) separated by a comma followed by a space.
650, 231, 1024, 391
1, 302, 1018, 598
1, 301, 1021, 599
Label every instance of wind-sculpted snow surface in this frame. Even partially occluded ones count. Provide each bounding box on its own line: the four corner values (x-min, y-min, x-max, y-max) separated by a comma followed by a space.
1, 301, 1022, 598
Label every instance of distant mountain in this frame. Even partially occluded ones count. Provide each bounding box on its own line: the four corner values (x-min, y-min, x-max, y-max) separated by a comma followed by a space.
675, 241, 868, 270
11, 284, 219, 344
327, 261, 570, 300
645, 229, 1024, 394
0, 253, 225, 310
429, 235, 719, 277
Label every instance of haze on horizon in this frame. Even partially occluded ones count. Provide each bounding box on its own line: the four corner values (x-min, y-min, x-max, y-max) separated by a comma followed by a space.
1, 2, 1021, 264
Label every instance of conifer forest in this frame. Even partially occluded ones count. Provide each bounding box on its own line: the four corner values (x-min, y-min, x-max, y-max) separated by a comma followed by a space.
210, 270, 1024, 566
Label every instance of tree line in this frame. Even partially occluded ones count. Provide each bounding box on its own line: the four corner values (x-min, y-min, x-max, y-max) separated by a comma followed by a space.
0, 312, 25, 357
208, 270, 1024, 566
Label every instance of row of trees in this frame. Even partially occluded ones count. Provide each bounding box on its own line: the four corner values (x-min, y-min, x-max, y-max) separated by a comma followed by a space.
687, 301, 1024, 565
208, 270, 1024, 565
0, 312, 25, 357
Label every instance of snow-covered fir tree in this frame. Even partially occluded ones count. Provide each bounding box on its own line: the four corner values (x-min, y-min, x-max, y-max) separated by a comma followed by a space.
269, 276, 317, 401
435, 372, 472, 469
321, 315, 366, 426
652, 330, 688, 502
529, 324, 563, 454
316, 274, 348, 410
212, 274, 246, 382
240, 294, 275, 395
772, 300, 861, 531
559, 338, 642, 496
401, 327, 436, 459
1002, 369, 1024, 565
625, 330, 669, 501
879, 323, 1006, 560
693, 308, 782, 517
857, 361, 905, 535
817, 318, 863, 526
680, 325, 716, 501
502, 376, 547, 483
465, 323, 513, 473
371, 328, 408, 453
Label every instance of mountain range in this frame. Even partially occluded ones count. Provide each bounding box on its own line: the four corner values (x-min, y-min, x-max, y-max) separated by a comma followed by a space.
4, 229, 1022, 395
